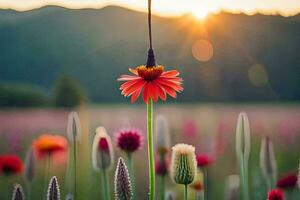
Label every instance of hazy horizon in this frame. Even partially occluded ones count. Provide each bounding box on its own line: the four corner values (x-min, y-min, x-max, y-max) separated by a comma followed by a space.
0, 0, 300, 17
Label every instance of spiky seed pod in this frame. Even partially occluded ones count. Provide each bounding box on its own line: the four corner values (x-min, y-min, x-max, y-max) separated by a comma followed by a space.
65, 194, 73, 200
67, 111, 81, 142
24, 147, 35, 182
260, 136, 277, 182
155, 115, 170, 154
114, 157, 133, 200
47, 176, 60, 200
170, 144, 197, 185
236, 112, 250, 162
11, 184, 25, 200
92, 127, 114, 171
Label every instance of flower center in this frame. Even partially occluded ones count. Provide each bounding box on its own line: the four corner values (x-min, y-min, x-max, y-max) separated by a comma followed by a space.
137, 65, 164, 81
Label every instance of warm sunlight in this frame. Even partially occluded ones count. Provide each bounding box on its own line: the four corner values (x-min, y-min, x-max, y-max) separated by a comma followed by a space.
192, 8, 210, 19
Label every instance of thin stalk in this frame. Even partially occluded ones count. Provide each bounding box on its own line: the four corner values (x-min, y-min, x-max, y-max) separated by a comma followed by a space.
44, 153, 51, 195
73, 140, 77, 200
196, 191, 203, 200
100, 169, 110, 200
147, 0, 153, 49
203, 168, 208, 200
158, 176, 165, 200
270, 174, 276, 189
147, 99, 155, 200
266, 178, 271, 192
5, 176, 9, 200
127, 153, 135, 200
240, 156, 249, 200
184, 184, 188, 200
27, 182, 32, 200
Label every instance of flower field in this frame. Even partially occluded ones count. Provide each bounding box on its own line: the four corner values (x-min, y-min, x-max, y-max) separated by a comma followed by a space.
0, 104, 299, 199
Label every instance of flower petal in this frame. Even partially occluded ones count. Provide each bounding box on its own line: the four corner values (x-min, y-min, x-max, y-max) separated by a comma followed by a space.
148, 82, 159, 102
131, 86, 143, 103
161, 70, 180, 77
120, 79, 140, 90
142, 83, 150, 103
160, 77, 183, 83
118, 75, 140, 81
122, 79, 146, 97
156, 79, 183, 92
129, 68, 138, 75
152, 80, 167, 101
162, 85, 177, 98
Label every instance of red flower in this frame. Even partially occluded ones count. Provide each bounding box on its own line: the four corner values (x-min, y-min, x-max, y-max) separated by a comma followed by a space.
99, 138, 109, 152
196, 154, 214, 168
116, 129, 143, 153
33, 134, 68, 158
0, 154, 23, 175
155, 156, 168, 176
190, 182, 203, 191
118, 65, 183, 103
190, 171, 204, 191
268, 189, 284, 200
276, 173, 298, 189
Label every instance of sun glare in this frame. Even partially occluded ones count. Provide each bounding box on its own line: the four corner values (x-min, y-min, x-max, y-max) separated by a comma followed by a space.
192, 8, 210, 20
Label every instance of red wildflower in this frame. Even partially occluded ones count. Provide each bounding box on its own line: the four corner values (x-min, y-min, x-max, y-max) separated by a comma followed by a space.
276, 173, 298, 189
116, 129, 143, 153
190, 171, 204, 191
196, 154, 214, 168
0, 154, 23, 175
118, 65, 183, 103
190, 182, 203, 191
268, 189, 284, 200
155, 156, 168, 176
99, 138, 109, 152
33, 134, 68, 157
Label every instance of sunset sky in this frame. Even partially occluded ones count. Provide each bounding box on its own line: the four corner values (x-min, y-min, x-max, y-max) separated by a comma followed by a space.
0, 0, 300, 17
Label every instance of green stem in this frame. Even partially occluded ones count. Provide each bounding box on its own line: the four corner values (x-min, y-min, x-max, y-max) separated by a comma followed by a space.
73, 140, 77, 200
100, 169, 110, 200
147, 99, 155, 200
6, 176, 10, 200
240, 156, 249, 200
27, 182, 32, 200
196, 191, 203, 200
158, 176, 165, 200
270, 174, 276, 189
184, 184, 188, 200
44, 153, 51, 196
266, 178, 271, 192
127, 153, 135, 200
203, 168, 208, 200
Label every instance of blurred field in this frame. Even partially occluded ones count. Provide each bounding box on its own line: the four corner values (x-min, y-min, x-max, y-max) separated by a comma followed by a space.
0, 103, 300, 199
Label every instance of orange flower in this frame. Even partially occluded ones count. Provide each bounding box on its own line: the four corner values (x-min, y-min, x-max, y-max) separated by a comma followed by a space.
0, 154, 24, 175
118, 65, 183, 103
33, 135, 68, 157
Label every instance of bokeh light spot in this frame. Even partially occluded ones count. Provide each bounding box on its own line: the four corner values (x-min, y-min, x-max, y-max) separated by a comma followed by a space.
248, 64, 269, 87
192, 39, 214, 62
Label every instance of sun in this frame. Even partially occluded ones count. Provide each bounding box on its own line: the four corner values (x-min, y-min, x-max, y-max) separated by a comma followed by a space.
192, 8, 210, 20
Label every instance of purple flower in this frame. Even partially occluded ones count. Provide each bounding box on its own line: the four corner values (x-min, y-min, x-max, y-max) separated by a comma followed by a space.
116, 129, 143, 153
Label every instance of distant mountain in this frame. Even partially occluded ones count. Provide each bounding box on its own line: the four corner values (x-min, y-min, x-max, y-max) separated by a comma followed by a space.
0, 6, 299, 102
